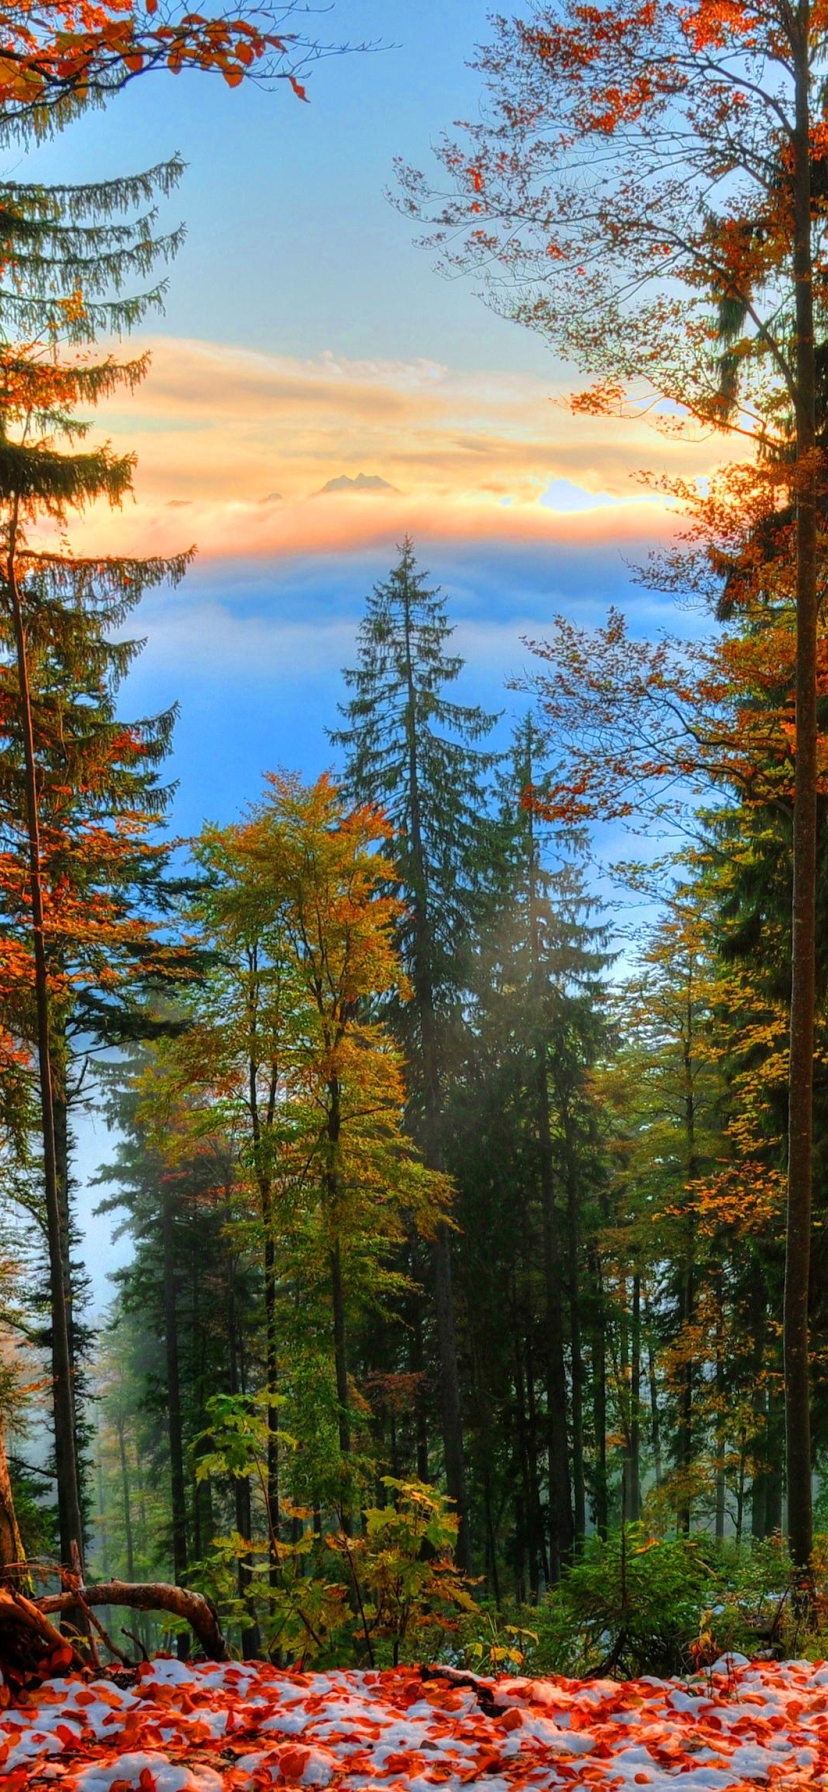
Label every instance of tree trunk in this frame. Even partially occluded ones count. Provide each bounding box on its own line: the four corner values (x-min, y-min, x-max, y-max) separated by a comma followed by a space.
645, 1297, 662, 1489
6, 535, 83, 1573
676, 1258, 694, 1534
526, 754, 572, 1574
228, 1276, 260, 1658
402, 596, 469, 1568
678, 985, 698, 1537
590, 1248, 608, 1541
161, 1188, 188, 1587
714, 1274, 726, 1542
785, 28, 817, 1575
263, 1222, 280, 1567
411, 1291, 429, 1483
536, 1058, 572, 1577
326, 1074, 352, 1531
512, 1310, 538, 1597
630, 1273, 642, 1523
247, 989, 281, 1574
562, 1104, 586, 1538
0, 1414, 26, 1588
116, 1416, 135, 1582
431, 1225, 469, 1562
331, 1241, 351, 1460
53, 1058, 79, 1417
524, 1300, 549, 1585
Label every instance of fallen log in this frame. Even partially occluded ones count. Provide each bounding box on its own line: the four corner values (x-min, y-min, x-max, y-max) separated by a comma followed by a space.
39, 1580, 229, 1662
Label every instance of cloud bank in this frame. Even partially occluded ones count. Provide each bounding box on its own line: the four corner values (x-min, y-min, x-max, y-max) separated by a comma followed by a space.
66, 337, 723, 559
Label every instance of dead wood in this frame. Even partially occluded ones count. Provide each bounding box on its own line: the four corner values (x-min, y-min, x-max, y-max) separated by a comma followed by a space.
39, 1580, 229, 1662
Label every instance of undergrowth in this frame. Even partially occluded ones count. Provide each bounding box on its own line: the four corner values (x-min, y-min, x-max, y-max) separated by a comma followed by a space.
458, 1527, 828, 1680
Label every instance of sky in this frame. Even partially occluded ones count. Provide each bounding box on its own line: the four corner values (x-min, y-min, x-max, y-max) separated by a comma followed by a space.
13, 0, 721, 1300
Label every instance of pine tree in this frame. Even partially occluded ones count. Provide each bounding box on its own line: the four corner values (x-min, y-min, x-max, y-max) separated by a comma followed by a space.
332, 538, 500, 1567
0, 159, 190, 1572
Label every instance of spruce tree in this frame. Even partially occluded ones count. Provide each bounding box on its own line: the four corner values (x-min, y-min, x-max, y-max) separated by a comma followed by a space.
0, 159, 189, 1571
331, 538, 499, 1567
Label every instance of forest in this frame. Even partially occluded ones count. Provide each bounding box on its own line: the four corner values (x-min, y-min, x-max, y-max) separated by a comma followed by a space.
1, 0, 828, 1746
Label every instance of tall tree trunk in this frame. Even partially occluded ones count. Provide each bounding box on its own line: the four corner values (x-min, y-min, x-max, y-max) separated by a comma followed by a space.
6, 533, 83, 1572
331, 1241, 351, 1461
630, 1273, 642, 1523
161, 1188, 188, 1588
512, 1308, 538, 1597
620, 1288, 633, 1519
263, 1220, 280, 1567
678, 983, 698, 1536
228, 1268, 259, 1658
750, 1279, 768, 1539
326, 1075, 352, 1531
526, 765, 572, 1575
411, 1290, 429, 1483
590, 1248, 608, 1541
416, 916, 468, 1563
645, 1296, 662, 1489
785, 27, 817, 1574
767, 1378, 785, 1536
714, 1274, 726, 1542
676, 1258, 694, 1535
562, 1102, 586, 1539
246, 1012, 280, 1575
53, 1061, 76, 1382
402, 596, 470, 1569
116, 1415, 135, 1582
536, 1061, 572, 1578
524, 1304, 550, 1585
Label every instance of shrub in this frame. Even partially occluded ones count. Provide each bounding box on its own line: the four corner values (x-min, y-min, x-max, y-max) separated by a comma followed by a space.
459, 1529, 819, 1682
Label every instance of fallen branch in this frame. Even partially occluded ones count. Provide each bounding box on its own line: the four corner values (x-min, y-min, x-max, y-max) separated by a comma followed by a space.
40, 1580, 228, 1662
420, 1664, 498, 1717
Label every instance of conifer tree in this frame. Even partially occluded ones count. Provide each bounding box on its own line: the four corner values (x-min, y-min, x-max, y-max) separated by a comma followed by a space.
332, 539, 499, 1567
0, 159, 190, 1572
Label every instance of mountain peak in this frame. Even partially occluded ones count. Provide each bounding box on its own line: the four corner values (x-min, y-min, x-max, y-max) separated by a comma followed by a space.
317, 472, 398, 495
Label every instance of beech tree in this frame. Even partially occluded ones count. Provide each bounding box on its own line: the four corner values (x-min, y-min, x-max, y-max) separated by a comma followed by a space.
400, 0, 828, 1571
137, 775, 451, 1539
0, 0, 333, 142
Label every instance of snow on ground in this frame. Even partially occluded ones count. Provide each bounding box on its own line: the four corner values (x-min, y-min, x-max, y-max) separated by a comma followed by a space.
1, 1653, 828, 1790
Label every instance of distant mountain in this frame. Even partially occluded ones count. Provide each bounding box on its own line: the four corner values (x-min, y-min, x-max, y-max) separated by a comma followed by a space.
317, 472, 398, 495
260, 492, 283, 504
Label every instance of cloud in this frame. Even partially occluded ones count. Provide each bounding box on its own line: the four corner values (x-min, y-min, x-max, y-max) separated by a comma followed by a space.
62, 337, 725, 560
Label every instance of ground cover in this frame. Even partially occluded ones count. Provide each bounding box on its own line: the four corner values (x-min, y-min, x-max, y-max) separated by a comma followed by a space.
0, 1654, 826, 1792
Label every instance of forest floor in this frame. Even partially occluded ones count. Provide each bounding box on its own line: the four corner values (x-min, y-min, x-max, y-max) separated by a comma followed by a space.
0, 1653, 825, 1791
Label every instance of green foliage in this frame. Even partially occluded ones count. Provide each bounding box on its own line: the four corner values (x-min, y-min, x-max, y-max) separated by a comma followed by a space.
458, 1531, 828, 1682
9, 1462, 58, 1561
537, 1527, 720, 1678
464, 1607, 539, 1672
195, 1475, 477, 1668
194, 1392, 292, 1491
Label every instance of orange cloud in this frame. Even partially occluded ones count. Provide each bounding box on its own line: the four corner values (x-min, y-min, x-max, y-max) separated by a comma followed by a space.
64, 337, 724, 559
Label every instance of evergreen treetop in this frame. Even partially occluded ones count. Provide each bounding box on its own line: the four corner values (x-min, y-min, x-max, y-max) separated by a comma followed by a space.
331, 537, 501, 998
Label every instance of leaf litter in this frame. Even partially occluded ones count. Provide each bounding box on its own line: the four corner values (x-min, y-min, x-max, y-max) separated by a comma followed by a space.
2, 1653, 828, 1791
